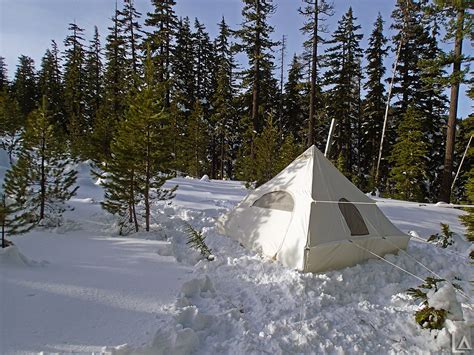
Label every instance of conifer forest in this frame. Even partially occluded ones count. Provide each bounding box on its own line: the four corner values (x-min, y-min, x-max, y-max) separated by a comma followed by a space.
0, 0, 473, 235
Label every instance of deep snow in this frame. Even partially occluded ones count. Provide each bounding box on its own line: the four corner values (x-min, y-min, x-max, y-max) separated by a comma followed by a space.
0, 161, 472, 354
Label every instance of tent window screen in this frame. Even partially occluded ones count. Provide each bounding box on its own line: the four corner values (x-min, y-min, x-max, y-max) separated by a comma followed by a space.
338, 198, 369, 236
252, 191, 294, 212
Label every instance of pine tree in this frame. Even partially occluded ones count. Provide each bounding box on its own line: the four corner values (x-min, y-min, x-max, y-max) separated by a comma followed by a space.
459, 113, 473, 241
389, 106, 428, 202
144, 0, 177, 106
282, 54, 306, 143
185, 101, 208, 177
299, 0, 333, 146
193, 19, 215, 107
418, 23, 448, 201
83, 26, 103, 134
235, 0, 279, 133
0, 91, 23, 163
90, 6, 128, 164
12, 55, 38, 117
63, 22, 86, 155
253, 115, 281, 186
323, 7, 363, 179
102, 50, 175, 233
193, 20, 216, 176
210, 18, 237, 179
172, 17, 195, 113
169, 17, 196, 175
390, 0, 426, 115
103, 4, 128, 123
0, 190, 32, 244
390, 1, 448, 200
361, 14, 388, 190
423, 0, 472, 203
276, 134, 303, 173
460, 164, 474, 242
118, 0, 143, 83
3, 97, 78, 228
38, 41, 65, 129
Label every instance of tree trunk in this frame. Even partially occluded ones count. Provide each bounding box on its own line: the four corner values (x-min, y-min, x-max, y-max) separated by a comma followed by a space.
220, 129, 225, 179
439, 7, 464, 203
145, 129, 151, 232
130, 173, 139, 233
1, 195, 5, 248
129, 1, 137, 77
40, 134, 46, 221
251, 0, 261, 133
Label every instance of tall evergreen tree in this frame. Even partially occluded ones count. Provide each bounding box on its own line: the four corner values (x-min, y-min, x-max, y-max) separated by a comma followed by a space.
389, 106, 428, 202
38, 41, 65, 129
118, 0, 143, 83
63, 22, 86, 152
144, 0, 177, 106
185, 101, 209, 177
299, 0, 333, 146
459, 115, 474, 241
361, 14, 388, 189
12, 55, 38, 117
235, 0, 279, 133
390, 0, 448, 199
323, 7, 363, 179
103, 4, 128, 123
193, 19, 215, 108
83, 26, 104, 134
3, 97, 78, 228
102, 51, 175, 233
193, 19, 217, 176
0, 91, 23, 163
253, 115, 280, 186
418, 23, 448, 201
423, 0, 472, 202
210, 18, 237, 179
90, 5, 127, 164
282, 54, 306, 143
390, 0, 426, 115
172, 17, 196, 113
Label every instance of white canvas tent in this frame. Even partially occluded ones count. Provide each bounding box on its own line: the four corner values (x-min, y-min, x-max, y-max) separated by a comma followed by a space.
217, 145, 410, 273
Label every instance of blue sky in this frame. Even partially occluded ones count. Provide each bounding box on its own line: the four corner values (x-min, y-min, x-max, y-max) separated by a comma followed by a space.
0, 0, 471, 117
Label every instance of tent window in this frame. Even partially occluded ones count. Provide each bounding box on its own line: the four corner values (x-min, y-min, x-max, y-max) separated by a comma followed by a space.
252, 191, 294, 212
338, 198, 369, 236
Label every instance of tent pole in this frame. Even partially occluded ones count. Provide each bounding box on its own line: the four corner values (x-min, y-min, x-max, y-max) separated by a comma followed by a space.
374, 38, 403, 185
451, 134, 473, 191
324, 118, 336, 157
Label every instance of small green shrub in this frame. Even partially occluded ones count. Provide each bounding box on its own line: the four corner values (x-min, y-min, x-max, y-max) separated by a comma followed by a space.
184, 222, 214, 261
407, 277, 448, 330
427, 223, 454, 248
415, 306, 448, 330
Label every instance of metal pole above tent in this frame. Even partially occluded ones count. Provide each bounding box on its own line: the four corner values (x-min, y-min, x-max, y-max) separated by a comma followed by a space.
374, 38, 403, 185
451, 134, 473, 191
324, 118, 336, 157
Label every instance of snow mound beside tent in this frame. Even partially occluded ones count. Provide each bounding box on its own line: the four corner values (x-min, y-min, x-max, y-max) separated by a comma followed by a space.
0, 245, 41, 268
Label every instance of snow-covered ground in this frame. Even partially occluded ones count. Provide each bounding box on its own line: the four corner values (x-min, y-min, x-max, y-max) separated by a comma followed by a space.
0, 160, 472, 354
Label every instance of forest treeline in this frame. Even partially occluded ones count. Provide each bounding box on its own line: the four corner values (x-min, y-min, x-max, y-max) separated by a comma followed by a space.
0, 0, 472, 219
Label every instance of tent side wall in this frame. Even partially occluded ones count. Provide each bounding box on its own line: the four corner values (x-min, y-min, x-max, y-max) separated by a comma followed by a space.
303, 235, 410, 273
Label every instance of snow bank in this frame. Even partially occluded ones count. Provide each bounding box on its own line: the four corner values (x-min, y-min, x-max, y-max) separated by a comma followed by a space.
0, 245, 33, 267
